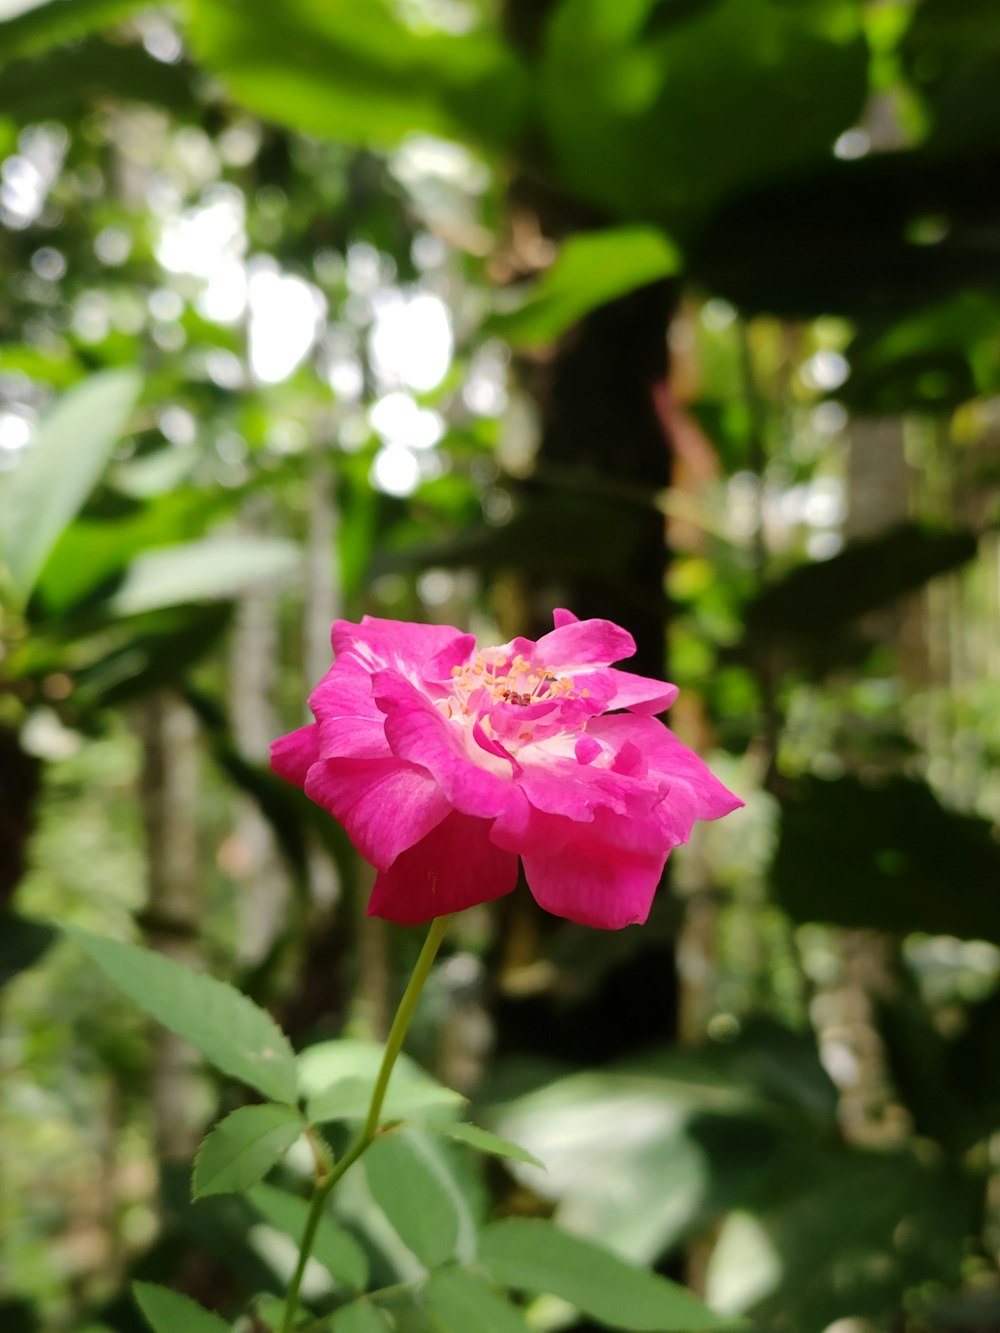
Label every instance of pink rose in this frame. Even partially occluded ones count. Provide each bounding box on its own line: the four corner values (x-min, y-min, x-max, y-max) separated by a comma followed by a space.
271, 609, 743, 929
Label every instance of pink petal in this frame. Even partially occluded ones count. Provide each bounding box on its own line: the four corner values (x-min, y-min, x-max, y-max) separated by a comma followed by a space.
373, 670, 520, 820
604, 668, 679, 714
552, 607, 579, 628
331, 616, 470, 670
304, 756, 451, 871
270, 724, 320, 788
312, 657, 391, 760
534, 617, 636, 670
521, 817, 668, 929
368, 810, 518, 925
590, 714, 744, 835
575, 735, 601, 764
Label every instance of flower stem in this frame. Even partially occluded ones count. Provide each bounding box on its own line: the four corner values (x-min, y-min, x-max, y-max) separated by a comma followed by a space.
280, 914, 451, 1333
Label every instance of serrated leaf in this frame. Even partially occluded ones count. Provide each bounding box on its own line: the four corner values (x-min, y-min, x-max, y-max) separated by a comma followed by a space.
308, 1075, 463, 1126
187, 0, 525, 150
486, 227, 681, 347
0, 368, 141, 606
364, 1131, 460, 1270
192, 1105, 304, 1200
248, 1182, 369, 1290
424, 1267, 533, 1333
478, 1218, 731, 1331
132, 1281, 230, 1333
415, 1120, 544, 1170
66, 927, 299, 1104
107, 536, 300, 616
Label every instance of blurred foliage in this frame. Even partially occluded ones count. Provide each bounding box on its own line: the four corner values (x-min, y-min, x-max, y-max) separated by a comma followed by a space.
0, 0, 998, 1330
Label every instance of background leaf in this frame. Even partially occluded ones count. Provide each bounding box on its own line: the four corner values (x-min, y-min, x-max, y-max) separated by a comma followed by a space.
107, 537, 301, 617
0, 369, 141, 606
478, 1217, 731, 1330
66, 928, 299, 1103
486, 228, 681, 347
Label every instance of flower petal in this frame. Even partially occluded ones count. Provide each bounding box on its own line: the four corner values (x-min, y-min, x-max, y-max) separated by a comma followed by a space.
533, 617, 636, 669
270, 724, 319, 788
552, 607, 579, 628
590, 713, 744, 838
368, 810, 518, 925
604, 668, 679, 714
304, 757, 451, 871
332, 616, 470, 672
312, 656, 390, 760
521, 816, 667, 929
373, 670, 520, 820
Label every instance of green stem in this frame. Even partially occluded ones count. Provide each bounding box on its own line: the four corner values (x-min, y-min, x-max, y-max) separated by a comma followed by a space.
280, 914, 451, 1333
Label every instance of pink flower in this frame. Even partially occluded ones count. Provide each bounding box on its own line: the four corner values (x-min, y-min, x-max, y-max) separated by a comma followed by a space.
271, 610, 742, 930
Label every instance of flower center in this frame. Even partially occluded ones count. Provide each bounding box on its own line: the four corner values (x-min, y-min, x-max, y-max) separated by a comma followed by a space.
449, 651, 578, 714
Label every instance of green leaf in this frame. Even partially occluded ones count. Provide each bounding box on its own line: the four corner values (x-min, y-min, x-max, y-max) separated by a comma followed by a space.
772, 775, 1000, 943
248, 1182, 369, 1290
66, 927, 299, 1104
416, 1120, 544, 1170
486, 227, 681, 347
132, 1281, 230, 1333
0, 368, 141, 607
0, 0, 150, 63
423, 1267, 533, 1333
192, 1105, 305, 1200
364, 1131, 461, 1269
330, 1301, 392, 1333
107, 536, 300, 616
540, 0, 867, 233
308, 1076, 463, 1125
187, 0, 525, 150
478, 1218, 731, 1331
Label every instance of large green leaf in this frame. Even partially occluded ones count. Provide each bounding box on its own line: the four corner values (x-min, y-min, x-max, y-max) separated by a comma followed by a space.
248, 1182, 369, 1290
132, 1282, 230, 1333
363, 1132, 461, 1270
66, 928, 299, 1103
423, 1267, 533, 1333
772, 775, 1000, 942
486, 228, 681, 347
107, 536, 300, 616
0, 0, 149, 62
478, 1218, 730, 1331
192, 1105, 305, 1200
0, 369, 141, 607
540, 0, 867, 233
186, 0, 525, 150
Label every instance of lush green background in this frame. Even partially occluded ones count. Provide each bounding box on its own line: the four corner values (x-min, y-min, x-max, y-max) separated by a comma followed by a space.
1, 1, 998, 1331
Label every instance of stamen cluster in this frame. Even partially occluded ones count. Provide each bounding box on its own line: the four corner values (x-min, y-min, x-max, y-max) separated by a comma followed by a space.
449, 651, 579, 713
